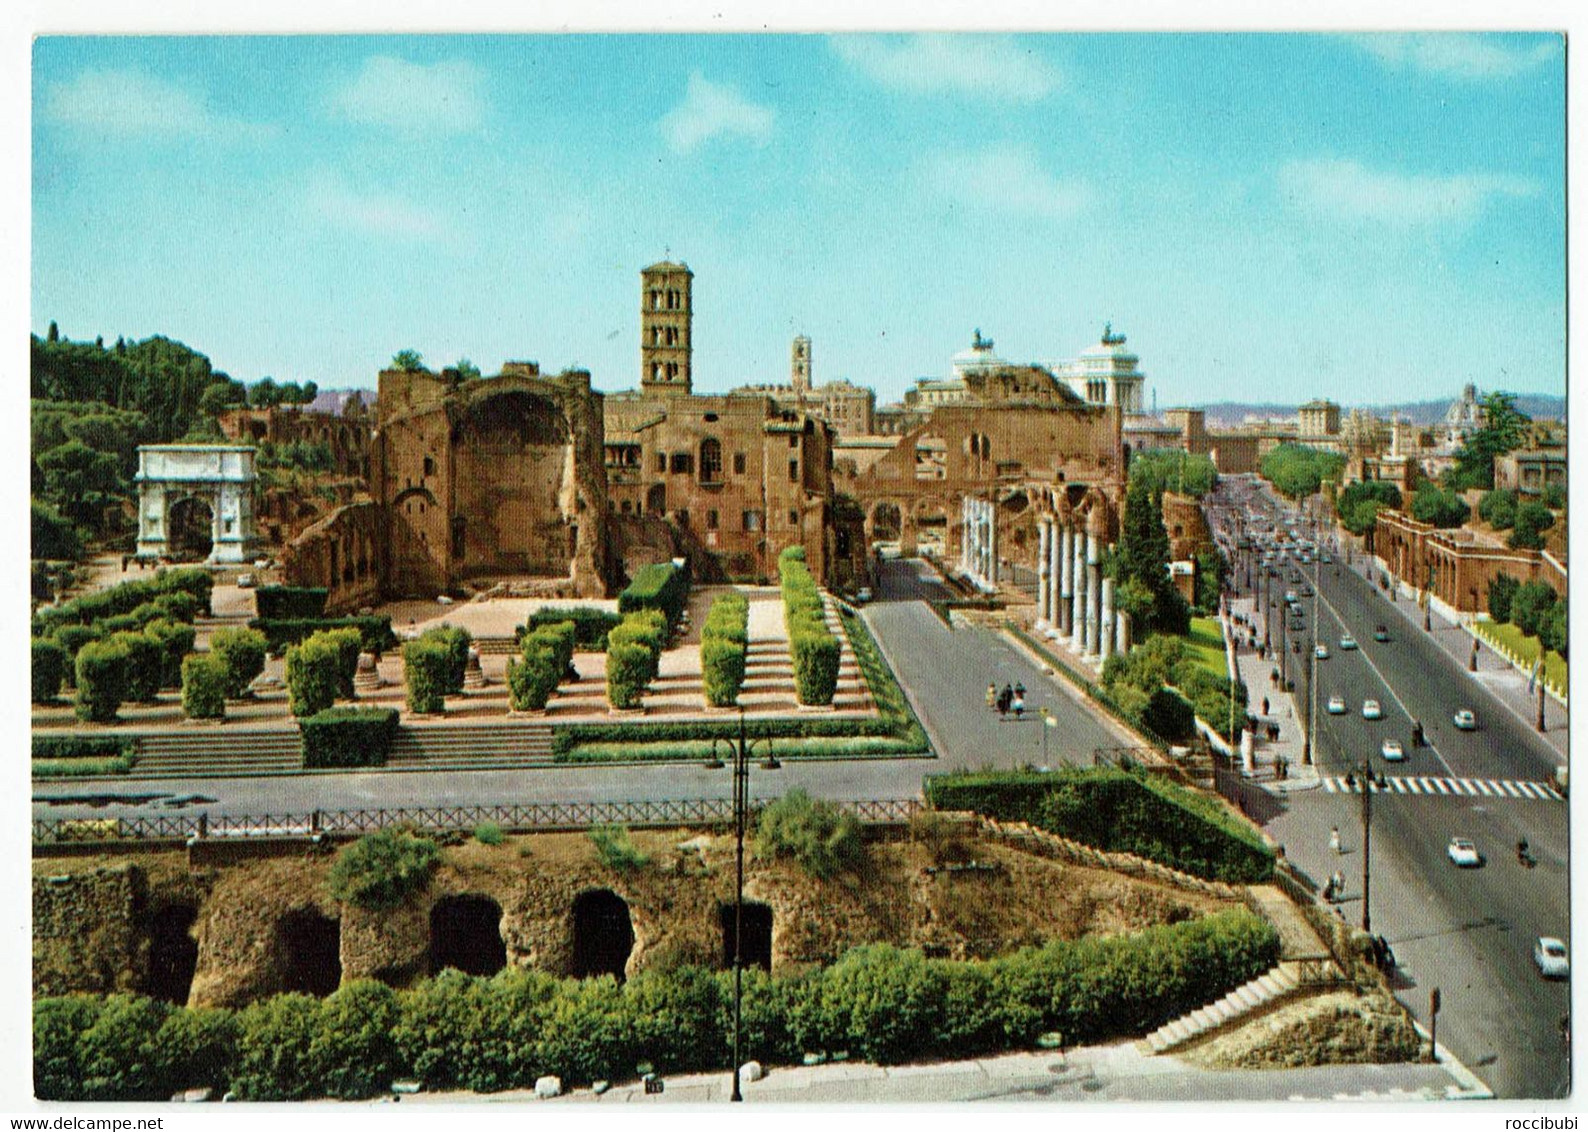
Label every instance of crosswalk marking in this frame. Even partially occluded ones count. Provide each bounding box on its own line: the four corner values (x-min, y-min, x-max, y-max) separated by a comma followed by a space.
1321, 775, 1563, 801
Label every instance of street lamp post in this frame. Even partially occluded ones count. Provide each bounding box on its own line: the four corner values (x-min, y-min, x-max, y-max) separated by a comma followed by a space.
1360, 757, 1373, 933
708, 708, 779, 1103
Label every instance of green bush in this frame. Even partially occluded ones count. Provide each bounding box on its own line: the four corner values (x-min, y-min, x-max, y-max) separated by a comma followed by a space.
702, 637, 747, 707
309, 981, 403, 1100
421, 625, 472, 695
1512, 580, 1559, 638
73, 992, 173, 1101
155, 567, 214, 616
609, 612, 665, 684
32, 734, 135, 761
285, 631, 344, 717
301, 707, 398, 768
74, 638, 130, 723
526, 622, 576, 681
402, 638, 451, 714
618, 561, 691, 629
210, 626, 269, 699
756, 788, 864, 879
506, 645, 561, 712
320, 626, 365, 701
327, 829, 442, 911
790, 625, 839, 706
33, 995, 103, 1100
588, 823, 649, 871
255, 585, 330, 620
144, 618, 197, 689
1488, 574, 1520, 623
181, 654, 228, 720
231, 994, 321, 1100
474, 821, 504, 846
53, 623, 103, 668
152, 590, 201, 624
522, 607, 621, 650
605, 641, 652, 710
249, 616, 397, 658
32, 637, 69, 703
107, 630, 163, 703
1479, 488, 1519, 530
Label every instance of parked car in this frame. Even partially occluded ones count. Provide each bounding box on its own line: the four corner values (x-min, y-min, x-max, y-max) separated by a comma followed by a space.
1339, 634, 1358, 650
1447, 837, 1482, 868
1327, 696, 1347, 715
1381, 739, 1405, 761
1373, 624, 1390, 642
1362, 699, 1383, 720
236, 573, 256, 588
1535, 937, 1570, 979
855, 587, 873, 604
1315, 644, 1330, 659
1453, 709, 1477, 731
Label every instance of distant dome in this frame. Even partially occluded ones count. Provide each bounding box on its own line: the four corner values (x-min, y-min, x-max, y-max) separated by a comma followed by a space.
951, 329, 1006, 377
1079, 322, 1138, 363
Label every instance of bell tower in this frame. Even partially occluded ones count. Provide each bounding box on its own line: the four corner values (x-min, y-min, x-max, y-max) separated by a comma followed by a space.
640, 260, 693, 396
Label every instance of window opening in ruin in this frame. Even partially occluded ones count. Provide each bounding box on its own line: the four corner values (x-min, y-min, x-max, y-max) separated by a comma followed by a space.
707, 509, 719, 529
621, 500, 632, 514
733, 452, 747, 475
147, 902, 199, 1005
647, 484, 667, 514
424, 456, 436, 477
571, 890, 633, 982
743, 510, 763, 531
718, 902, 773, 972
789, 510, 799, 526
452, 517, 467, 560
278, 908, 342, 997
699, 438, 723, 484
671, 453, 694, 475
429, 895, 506, 977
871, 502, 901, 542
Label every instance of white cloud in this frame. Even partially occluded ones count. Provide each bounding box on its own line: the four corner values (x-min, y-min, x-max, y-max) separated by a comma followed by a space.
334, 56, 485, 133
928, 145, 1090, 221
1278, 158, 1538, 227
1350, 34, 1559, 81
832, 35, 1060, 102
307, 176, 448, 243
43, 68, 275, 141
659, 73, 774, 155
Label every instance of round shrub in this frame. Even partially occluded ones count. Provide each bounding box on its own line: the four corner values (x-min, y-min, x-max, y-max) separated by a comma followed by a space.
144, 618, 197, 689
701, 637, 746, 707
210, 626, 268, 699
54, 623, 103, 668
506, 645, 560, 712
327, 829, 442, 911
402, 638, 451, 714
32, 637, 69, 703
74, 992, 172, 1101
790, 625, 840, 706
755, 788, 863, 878
309, 980, 403, 1099
320, 626, 364, 701
74, 638, 131, 723
285, 632, 342, 717
606, 641, 652, 709
231, 993, 322, 1100
34, 995, 103, 1101
420, 625, 472, 695
108, 630, 164, 703
181, 654, 228, 720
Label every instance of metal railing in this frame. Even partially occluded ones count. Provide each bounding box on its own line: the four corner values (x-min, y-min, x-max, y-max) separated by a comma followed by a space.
33, 796, 923, 845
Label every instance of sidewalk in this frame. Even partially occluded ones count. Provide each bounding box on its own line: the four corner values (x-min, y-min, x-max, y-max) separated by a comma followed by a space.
1355, 555, 1567, 759
1222, 592, 1319, 795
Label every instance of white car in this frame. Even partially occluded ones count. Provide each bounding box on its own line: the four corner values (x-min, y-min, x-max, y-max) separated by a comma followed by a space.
1315, 644, 1330, 659
1362, 699, 1383, 720
1535, 937, 1570, 979
1339, 634, 1358, 650
1447, 837, 1482, 868
1381, 739, 1405, 761
1327, 696, 1347, 715
1453, 709, 1477, 731
236, 572, 256, 588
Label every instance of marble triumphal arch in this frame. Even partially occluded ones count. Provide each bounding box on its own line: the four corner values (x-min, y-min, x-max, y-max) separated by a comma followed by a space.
134, 445, 259, 565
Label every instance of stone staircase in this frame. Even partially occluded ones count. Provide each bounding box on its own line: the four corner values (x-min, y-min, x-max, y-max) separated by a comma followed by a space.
130, 729, 303, 778
386, 721, 554, 770
1137, 964, 1303, 1055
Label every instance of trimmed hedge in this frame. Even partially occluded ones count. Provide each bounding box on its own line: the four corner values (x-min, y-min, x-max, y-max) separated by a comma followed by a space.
181, 654, 228, 720
301, 707, 398, 769
32, 567, 212, 637
506, 642, 560, 712
606, 641, 652, 710
618, 562, 691, 629
209, 627, 268, 699
249, 617, 397, 658
402, 638, 451, 714
925, 767, 1274, 883
32, 637, 69, 703
320, 626, 365, 701
522, 607, 621, 651
531, 620, 577, 680
285, 632, 344, 718
254, 585, 330, 620
32, 734, 136, 761
107, 631, 163, 704
74, 639, 130, 723
421, 625, 472, 696
782, 555, 838, 706
145, 619, 197, 690
701, 593, 749, 708
35, 909, 1278, 1100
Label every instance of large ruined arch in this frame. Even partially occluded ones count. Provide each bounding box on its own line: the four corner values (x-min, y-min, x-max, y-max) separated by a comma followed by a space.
570, 889, 634, 983
429, 894, 506, 977
868, 499, 902, 543
165, 495, 215, 561
147, 901, 199, 1005
718, 901, 773, 972
277, 907, 342, 997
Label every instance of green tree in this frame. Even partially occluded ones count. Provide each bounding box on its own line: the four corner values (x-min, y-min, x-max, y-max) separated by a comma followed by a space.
1337, 479, 1401, 536
1541, 599, 1568, 660
1508, 501, 1556, 550
1511, 581, 1558, 638
1488, 574, 1520, 622
1448, 392, 1529, 491
31, 499, 83, 560
1260, 443, 1345, 500
1409, 484, 1470, 529
249, 377, 281, 407
1478, 488, 1519, 530
453, 358, 482, 381
391, 349, 425, 372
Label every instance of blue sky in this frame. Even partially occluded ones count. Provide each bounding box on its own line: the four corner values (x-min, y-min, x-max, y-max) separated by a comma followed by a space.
31, 32, 1565, 407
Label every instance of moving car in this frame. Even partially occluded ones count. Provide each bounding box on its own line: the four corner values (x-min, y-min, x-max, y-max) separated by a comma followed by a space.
1380, 739, 1405, 761
1362, 699, 1383, 720
1315, 644, 1330, 659
1339, 634, 1358, 650
1373, 624, 1390, 642
1535, 937, 1570, 979
1453, 709, 1477, 731
1327, 696, 1347, 714
1447, 837, 1482, 868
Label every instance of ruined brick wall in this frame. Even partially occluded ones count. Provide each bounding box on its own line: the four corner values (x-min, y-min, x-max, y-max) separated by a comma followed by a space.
283, 499, 385, 614
1162, 491, 1213, 560
34, 865, 145, 997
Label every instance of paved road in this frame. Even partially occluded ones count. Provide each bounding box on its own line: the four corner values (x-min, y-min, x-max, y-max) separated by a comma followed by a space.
1208, 477, 1570, 1099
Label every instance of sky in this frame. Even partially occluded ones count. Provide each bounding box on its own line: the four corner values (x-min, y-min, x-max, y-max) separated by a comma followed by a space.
30, 32, 1566, 408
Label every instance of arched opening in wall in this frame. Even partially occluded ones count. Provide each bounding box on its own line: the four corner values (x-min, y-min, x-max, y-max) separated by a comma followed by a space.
429, 895, 506, 977
870, 501, 902, 542
278, 908, 341, 997
916, 499, 949, 556
451, 389, 573, 578
166, 496, 214, 561
718, 901, 773, 972
646, 483, 667, 516
147, 902, 198, 1005
571, 889, 633, 982
914, 436, 947, 481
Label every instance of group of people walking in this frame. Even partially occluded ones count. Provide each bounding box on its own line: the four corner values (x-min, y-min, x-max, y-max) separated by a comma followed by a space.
987, 681, 1026, 720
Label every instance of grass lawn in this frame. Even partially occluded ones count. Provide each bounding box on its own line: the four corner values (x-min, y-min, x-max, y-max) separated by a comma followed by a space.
1186, 617, 1230, 680
1473, 620, 1568, 697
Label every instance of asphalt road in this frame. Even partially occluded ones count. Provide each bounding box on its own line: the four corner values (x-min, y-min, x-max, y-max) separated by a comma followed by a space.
1210, 477, 1570, 1099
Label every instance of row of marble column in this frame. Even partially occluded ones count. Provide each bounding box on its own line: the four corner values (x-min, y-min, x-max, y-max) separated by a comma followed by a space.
960, 496, 998, 592
1033, 514, 1129, 662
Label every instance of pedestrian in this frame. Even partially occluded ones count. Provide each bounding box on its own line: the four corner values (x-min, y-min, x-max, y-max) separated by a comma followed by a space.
1012, 693, 1025, 720
1332, 870, 1345, 897
998, 685, 1012, 717
1261, 696, 1270, 716
1014, 681, 1026, 701
986, 683, 998, 712
1329, 825, 1341, 853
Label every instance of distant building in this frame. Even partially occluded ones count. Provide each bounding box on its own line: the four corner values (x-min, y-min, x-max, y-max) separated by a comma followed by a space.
1442, 383, 1486, 448
731, 334, 876, 438
1054, 324, 1147, 415
1495, 449, 1568, 497
1296, 399, 1342, 448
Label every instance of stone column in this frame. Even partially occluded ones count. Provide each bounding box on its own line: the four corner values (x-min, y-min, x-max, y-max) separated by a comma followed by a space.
986, 499, 998, 587
1058, 523, 1073, 637
1036, 518, 1052, 626
1049, 520, 1065, 638
1086, 532, 1103, 657
959, 497, 971, 575
1099, 577, 1115, 662
1115, 609, 1131, 656
1071, 529, 1087, 647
